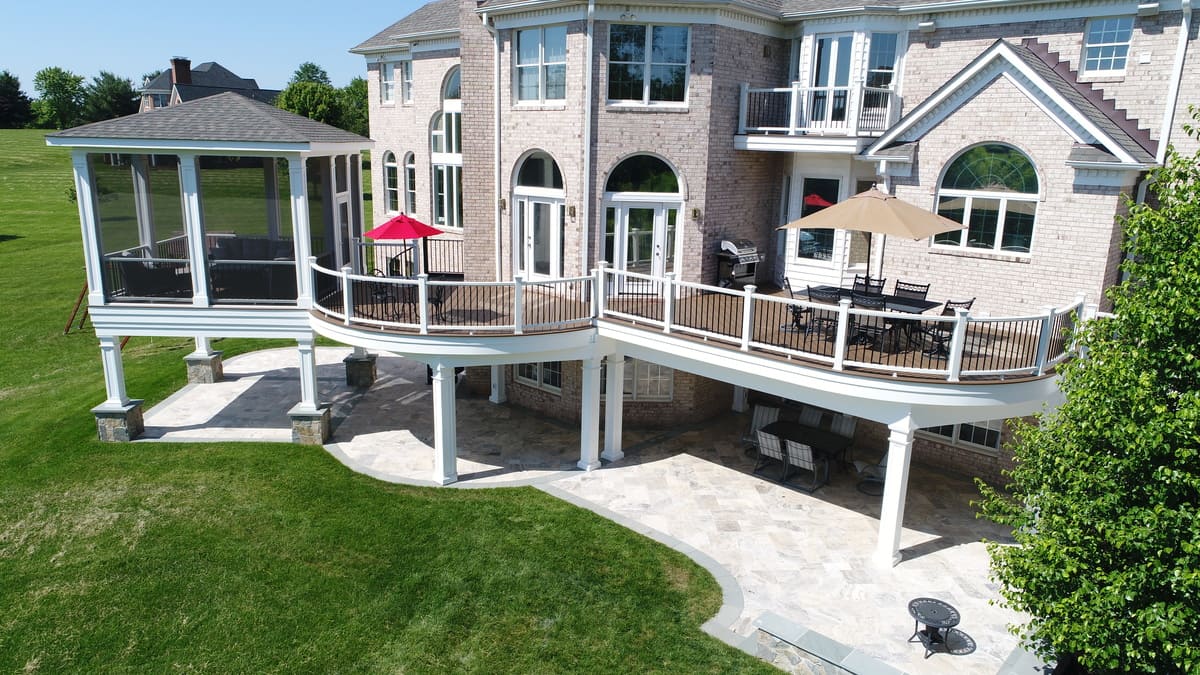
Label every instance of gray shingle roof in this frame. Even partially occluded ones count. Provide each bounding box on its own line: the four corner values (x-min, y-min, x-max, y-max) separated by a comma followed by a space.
351, 0, 460, 53
174, 84, 281, 105
48, 92, 369, 146
140, 61, 260, 94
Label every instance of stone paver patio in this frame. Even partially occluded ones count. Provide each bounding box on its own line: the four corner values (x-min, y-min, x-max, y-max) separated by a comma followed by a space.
141, 347, 1045, 674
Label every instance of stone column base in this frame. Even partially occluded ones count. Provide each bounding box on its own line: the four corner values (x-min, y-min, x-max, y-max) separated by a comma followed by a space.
92, 400, 145, 442
289, 404, 331, 445
185, 351, 224, 384
343, 353, 377, 388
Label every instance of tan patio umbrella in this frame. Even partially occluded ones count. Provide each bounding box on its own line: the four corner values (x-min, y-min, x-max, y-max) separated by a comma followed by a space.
778, 187, 965, 277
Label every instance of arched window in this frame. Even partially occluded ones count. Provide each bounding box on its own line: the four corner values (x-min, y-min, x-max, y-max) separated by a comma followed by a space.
431, 67, 463, 228
382, 151, 399, 214
935, 144, 1038, 253
603, 154, 683, 282
443, 66, 461, 101
403, 152, 417, 213
513, 151, 565, 279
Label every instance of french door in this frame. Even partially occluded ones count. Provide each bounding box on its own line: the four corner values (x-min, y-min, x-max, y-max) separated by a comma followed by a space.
810, 34, 853, 126
514, 196, 563, 280
604, 202, 678, 294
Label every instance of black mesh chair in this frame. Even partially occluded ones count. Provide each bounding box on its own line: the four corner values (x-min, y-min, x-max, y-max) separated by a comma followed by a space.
923, 298, 976, 358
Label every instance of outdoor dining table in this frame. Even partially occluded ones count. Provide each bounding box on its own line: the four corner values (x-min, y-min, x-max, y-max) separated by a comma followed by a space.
807, 285, 940, 350
759, 420, 852, 469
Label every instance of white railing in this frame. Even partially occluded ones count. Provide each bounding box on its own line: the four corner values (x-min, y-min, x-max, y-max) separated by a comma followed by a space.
737, 82, 899, 136
308, 259, 1088, 383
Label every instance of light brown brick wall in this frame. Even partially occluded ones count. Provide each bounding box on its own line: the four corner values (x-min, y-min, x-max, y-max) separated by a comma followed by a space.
855, 418, 1021, 487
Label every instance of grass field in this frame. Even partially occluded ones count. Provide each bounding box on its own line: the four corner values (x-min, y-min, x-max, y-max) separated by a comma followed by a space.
0, 129, 769, 673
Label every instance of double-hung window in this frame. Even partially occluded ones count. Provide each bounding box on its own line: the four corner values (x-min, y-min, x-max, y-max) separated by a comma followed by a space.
607, 24, 689, 104
1082, 16, 1134, 75
516, 26, 567, 103
920, 420, 1004, 455
399, 61, 413, 103
380, 63, 396, 103
403, 152, 417, 213
516, 361, 562, 392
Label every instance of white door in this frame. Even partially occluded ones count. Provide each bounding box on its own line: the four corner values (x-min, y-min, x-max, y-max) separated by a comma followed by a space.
334, 195, 352, 269
810, 34, 853, 127
515, 197, 562, 280
604, 203, 678, 294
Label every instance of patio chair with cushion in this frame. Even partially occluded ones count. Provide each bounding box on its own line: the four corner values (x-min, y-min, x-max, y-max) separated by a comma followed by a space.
742, 404, 781, 450
798, 404, 823, 428
922, 298, 976, 358
784, 438, 829, 492
806, 285, 842, 336
754, 430, 789, 481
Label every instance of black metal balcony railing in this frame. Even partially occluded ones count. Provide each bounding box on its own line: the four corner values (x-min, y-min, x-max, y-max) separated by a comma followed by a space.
309, 261, 1088, 384
738, 83, 899, 137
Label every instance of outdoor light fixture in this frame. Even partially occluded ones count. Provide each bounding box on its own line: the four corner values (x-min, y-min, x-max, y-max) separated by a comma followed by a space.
499, 198, 507, 211
691, 207, 702, 220
918, 19, 937, 33
1137, 2, 1160, 17
568, 205, 577, 218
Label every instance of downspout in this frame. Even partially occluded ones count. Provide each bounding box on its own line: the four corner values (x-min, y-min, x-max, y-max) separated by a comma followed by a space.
482, 12, 503, 280
582, 0, 596, 278
1157, 0, 1192, 165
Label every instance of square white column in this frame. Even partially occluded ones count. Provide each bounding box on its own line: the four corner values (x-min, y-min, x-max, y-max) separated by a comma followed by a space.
601, 355, 625, 462
431, 363, 458, 485
874, 415, 916, 568
578, 357, 603, 471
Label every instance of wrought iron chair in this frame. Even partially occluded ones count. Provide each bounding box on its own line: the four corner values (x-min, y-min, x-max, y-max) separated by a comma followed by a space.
852, 274, 887, 296
784, 438, 829, 492
806, 285, 842, 336
850, 291, 889, 346
781, 278, 810, 332
892, 280, 931, 300
922, 298, 976, 359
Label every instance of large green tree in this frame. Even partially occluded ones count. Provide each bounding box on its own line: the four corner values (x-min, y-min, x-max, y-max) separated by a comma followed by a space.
31, 66, 84, 129
81, 71, 138, 123
276, 81, 342, 127
338, 76, 368, 137
978, 111, 1200, 673
0, 70, 32, 128
289, 61, 331, 86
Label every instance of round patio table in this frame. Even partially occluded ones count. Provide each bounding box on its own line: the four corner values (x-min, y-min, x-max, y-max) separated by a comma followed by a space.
907, 597, 961, 658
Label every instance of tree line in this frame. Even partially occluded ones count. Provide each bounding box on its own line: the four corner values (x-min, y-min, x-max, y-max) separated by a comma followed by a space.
0, 61, 367, 137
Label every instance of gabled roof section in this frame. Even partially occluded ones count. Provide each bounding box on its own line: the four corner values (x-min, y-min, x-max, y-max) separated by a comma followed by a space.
46, 92, 370, 147
174, 84, 281, 105
140, 61, 261, 94
351, 0, 460, 53
865, 39, 1157, 167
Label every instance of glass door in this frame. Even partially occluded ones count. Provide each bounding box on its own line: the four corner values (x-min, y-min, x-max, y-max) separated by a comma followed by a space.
515, 196, 562, 280
604, 203, 678, 294
810, 34, 852, 126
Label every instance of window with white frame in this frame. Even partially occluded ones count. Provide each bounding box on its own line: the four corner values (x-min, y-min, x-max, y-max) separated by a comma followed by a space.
516, 361, 563, 392
380, 63, 396, 103
383, 151, 399, 213
400, 60, 413, 103
607, 24, 689, 104
919, 419, 1004, 454
1082, 16, 1134, 75
599, 358, 674, 401
403, 152, 417, 213
431, 68, 463, 228
516, 25, 567, 102
933, 144, 1038, 254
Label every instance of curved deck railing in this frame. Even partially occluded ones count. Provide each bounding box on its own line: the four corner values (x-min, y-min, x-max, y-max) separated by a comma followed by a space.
308, 260, 1087, 383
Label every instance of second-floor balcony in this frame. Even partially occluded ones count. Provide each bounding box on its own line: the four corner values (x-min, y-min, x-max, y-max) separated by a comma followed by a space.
737, 83, 900, 145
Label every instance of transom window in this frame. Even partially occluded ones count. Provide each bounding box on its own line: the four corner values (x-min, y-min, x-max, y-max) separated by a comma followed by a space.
607, 24, 689, 104
516, 361, 562, 392
383, 151, 399, 213
934, 144, 1038, 254
516, 26, 567, 102
920, 419, 1004, 455
605, 155, 678, 193
1083, 16, 1134, 74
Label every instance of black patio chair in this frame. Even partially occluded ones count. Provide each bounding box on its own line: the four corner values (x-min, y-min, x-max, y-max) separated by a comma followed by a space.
784, 438, 829, 492
852, 274, 886, 296
806, 285, 842, 336
781, 278, 810, 332
850, 291, 889, 346
892, 280, 931, 300
922, 298, 976, 358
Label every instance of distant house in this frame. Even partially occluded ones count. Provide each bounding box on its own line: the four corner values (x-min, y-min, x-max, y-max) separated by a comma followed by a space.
139, 57, 280, 112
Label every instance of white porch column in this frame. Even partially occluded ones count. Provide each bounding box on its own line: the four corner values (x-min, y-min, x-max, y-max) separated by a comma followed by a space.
288, 335, 330, 445
295, 336, 320, 411
489, 365, 507, 404
130, 155, 157, 253
185, 337, 223, 384
579, 357, 603, 471
71, 151, 105, 305
286, 156, 313, 308
875, 414, 917, 568
98, 336, 131, 407
731, 385, 748, 413
177, 153, 210, 306
601, 355, 625, 462
431, 363, 458, 485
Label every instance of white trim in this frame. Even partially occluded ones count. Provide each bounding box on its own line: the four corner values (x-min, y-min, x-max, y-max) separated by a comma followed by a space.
605, 22, 691, 106
46, 137, 372, 154
867, 40, 1141, 165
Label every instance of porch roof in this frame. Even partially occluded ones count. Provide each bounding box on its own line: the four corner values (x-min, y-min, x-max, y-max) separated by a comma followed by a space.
46, 92, 372, 154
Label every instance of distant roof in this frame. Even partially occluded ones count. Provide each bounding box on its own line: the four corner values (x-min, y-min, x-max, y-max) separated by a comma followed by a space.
174, 83, 281, 105
47, 92, 370, 148
351, 0, 459, 53
141, 61, 261, 93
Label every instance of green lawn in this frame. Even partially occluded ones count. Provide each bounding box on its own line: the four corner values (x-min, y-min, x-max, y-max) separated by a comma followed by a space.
0, 129, 769, 673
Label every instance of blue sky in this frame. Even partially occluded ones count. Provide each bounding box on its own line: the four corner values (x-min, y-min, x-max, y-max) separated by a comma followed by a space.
1, 0, 426, 93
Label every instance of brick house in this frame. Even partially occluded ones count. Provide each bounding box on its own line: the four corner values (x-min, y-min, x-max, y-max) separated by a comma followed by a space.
351, 0, 1195, 497
139, 57, 280, 112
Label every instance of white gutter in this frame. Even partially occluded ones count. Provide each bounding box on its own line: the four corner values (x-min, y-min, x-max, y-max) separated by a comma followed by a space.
582, 0, 595, 277
1157, 0, 1192, 165
482, 12, 504, 281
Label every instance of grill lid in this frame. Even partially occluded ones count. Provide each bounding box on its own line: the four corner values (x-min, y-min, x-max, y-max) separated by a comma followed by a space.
720, 239, 759, 264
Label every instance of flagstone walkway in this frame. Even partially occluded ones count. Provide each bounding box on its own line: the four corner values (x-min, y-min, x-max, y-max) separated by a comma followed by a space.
140, 347, 1047, 674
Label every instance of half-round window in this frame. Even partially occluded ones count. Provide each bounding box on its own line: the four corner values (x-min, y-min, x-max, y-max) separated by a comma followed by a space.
935, 144, 1038, 253
443, 67, 461, 101
517, 151, 563, 189
605, 155, 679, 193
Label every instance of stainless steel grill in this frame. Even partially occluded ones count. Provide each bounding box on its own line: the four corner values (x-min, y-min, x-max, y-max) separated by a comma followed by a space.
716, 239, 761, 288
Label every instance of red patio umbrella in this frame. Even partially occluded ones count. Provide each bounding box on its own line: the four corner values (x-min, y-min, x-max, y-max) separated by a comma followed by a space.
803, 193, 834, 208
364, 214, 443, 276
